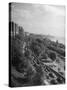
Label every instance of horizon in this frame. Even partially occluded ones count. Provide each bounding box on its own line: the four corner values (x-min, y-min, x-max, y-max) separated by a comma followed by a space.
11, 3, 65, 38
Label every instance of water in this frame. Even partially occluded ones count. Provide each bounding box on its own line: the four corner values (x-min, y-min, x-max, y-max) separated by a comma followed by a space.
50, 37, 65, 45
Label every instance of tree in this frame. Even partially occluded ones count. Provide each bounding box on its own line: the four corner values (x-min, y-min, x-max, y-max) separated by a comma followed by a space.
48, 51, 56, 61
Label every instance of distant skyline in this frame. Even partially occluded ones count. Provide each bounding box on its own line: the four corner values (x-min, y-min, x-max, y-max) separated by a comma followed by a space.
11, 3, 65, 38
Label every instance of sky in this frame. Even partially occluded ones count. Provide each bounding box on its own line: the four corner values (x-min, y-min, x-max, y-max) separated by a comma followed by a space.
11, 3, 65, 38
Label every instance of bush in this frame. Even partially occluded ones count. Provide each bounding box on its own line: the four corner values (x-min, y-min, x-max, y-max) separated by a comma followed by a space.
48, 51, 56, 60
41, 53, 47, 59
49, 73, 54, 78
57, 77, 63, 83
50, 80, 57, 84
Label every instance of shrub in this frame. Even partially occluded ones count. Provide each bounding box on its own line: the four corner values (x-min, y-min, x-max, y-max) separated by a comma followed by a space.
50, 80, 57, 84
48, 51, 56, 60
41, 53, 47, 59
49, 73, 54, 78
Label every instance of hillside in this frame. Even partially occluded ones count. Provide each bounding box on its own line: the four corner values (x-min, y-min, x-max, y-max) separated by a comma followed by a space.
10, 22, 65, 87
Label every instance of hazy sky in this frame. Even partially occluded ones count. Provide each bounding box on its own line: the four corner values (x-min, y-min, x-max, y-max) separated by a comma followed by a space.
11, 3, 65, 38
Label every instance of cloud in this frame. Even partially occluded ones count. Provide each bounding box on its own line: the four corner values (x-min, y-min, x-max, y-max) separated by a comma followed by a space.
11, 3, 65, 38
43, 5, 65, 16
